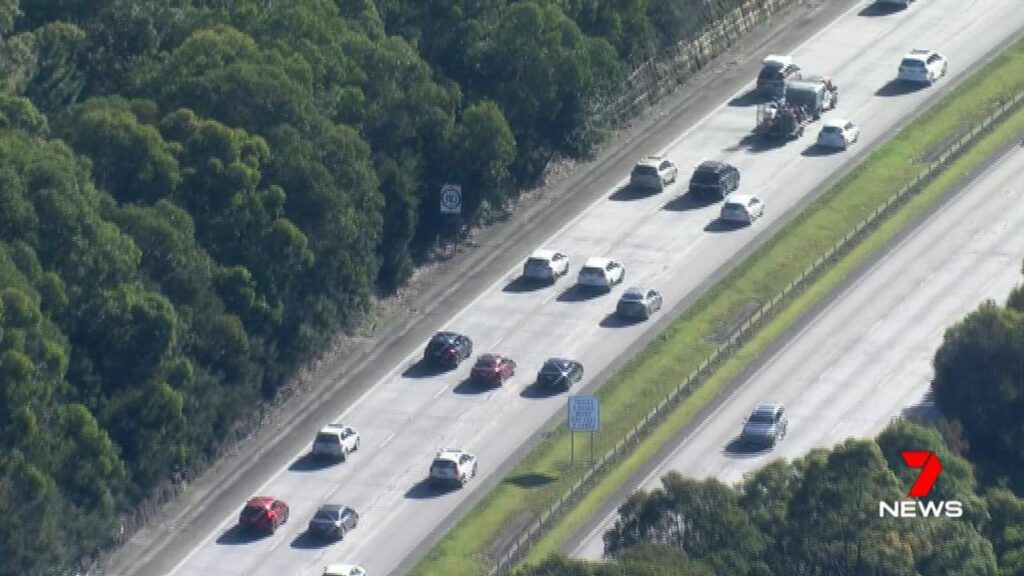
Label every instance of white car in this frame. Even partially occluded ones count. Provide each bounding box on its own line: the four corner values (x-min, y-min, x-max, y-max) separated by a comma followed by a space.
311, 423, 361, 459
629, 155, 678, 191
323, 565, 367, 576
898, 49, 947, 85
817, 118, 860, 150
429, 449, 478, 487
522, 249, 569, 282
720, 194, 765, 225
576, 257, 625, 290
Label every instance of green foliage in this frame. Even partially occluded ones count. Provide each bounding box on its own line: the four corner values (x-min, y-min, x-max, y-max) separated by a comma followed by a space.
0, 1, 811, 573
586, 427, 1001, 576
932, 301, 1024, 488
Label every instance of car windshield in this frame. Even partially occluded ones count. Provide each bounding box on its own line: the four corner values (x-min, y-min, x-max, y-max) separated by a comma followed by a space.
581, 266, 603, 275
315, 432, 339, 444
314, 509, 340, 521
749, 412, 774, 424
822, 126, 841, 133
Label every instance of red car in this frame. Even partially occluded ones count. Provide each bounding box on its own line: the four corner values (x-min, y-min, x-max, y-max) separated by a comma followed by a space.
239, 496, 290, 534
470, 354, 517, 385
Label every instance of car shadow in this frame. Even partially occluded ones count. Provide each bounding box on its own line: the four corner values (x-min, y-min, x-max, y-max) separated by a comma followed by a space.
723, 437, 773, 458
858, 2, 905, 17
875, 79, 925, 97
216, 525, 264, 545
503, 276, 549, 293
452, 377, 497, 395
662, 193, 721, 212
704, 219, 748, 233
556, 285, 607, 303
610, 183, 661, 201
405, 478, 459, 500
402, 360, 446, 379
288, 453, 337, 472
599, 313, 641, 328
520, 381, 566, 399
290, 531, 331, 549
737, 133, 792, 152
503, 473, 557, 488
801, 144, 842, 157
727, 90, 764, 107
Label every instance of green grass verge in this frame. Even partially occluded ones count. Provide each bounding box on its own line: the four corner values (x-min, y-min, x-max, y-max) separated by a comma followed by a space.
410, 34, 1024, 576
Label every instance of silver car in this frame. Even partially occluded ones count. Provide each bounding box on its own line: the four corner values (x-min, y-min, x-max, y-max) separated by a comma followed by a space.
741, 402, 788, 448
616, 287, 663, 320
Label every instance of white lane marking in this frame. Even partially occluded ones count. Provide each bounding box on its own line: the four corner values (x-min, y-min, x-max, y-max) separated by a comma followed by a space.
378, 432, 397, 449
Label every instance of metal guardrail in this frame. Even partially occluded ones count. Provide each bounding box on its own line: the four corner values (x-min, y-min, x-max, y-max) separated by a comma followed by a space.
489, 90, 1024, 575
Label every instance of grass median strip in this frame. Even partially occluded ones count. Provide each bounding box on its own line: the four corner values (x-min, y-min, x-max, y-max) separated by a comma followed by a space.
410, 34, 1024, 576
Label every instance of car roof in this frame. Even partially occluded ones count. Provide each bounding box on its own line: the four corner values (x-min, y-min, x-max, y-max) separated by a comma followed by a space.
319, 423, 349, 434
822, 118, 850, 129
246, 496, 279, 508
324, 565, 361, 576
529, 249, 558, 260
621, 287, 648, 299
903, 49, 935, 61
583, 256, 612, 268
724, 194, 757, 205
635, 155, 665, 168
754, 402, 784, 413
436, 448, 468, 460
694, 160, 729, 172
762, 54, 793, 68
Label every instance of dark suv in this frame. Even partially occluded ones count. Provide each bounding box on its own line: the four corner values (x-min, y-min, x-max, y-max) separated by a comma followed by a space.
423, 331, 473, 369
688, 161, 740, 200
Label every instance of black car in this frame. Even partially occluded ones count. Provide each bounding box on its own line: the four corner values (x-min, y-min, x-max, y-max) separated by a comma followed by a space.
688, 161, 740, 200
423, 332, 473, 368
536, 358, 584, 389
307, 504, 359, 540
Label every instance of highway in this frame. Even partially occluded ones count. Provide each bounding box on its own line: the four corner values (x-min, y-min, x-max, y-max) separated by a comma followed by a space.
152, 1, 1024, 575
570, 140, 1024, 560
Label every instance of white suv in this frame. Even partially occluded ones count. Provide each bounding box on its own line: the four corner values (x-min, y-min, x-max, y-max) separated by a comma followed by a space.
898, 49, 947, 85
629, 156, 678, 191
576, 257, 625, 290
720, 194, 765, 225
311, 423, 361, 460
429, 449, 478, 487
522, 249, 569, 282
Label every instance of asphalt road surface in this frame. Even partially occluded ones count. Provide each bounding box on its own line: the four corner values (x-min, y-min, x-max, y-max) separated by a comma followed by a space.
154, 2, 1024, 576
570, 139, 1024, 560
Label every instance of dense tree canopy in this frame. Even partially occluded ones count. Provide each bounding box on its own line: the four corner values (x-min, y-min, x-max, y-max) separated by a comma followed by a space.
0, 0, 801, 573
522, 423, 1005, 576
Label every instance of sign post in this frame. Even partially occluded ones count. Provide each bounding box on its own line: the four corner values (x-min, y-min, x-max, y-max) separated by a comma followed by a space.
568, 395, 600, 465
439, 183, 463, 256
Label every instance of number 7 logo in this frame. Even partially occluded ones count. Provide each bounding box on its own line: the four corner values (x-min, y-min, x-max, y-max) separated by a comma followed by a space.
901, 450, 942, 498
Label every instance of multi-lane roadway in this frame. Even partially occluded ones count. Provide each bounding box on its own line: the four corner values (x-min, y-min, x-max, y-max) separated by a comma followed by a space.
570, 140, 1024, 560
130, 1, 1024, 575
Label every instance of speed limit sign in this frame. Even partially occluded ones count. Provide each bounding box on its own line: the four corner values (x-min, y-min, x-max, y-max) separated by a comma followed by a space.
440, 183, 463, 214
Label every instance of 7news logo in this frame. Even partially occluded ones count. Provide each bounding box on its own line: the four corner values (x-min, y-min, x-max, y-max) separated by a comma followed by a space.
878, 450, 963, 518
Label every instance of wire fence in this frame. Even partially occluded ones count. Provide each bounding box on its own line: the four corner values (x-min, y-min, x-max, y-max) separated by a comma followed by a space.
488, 89, 1024, 576
595, 0, 798, 127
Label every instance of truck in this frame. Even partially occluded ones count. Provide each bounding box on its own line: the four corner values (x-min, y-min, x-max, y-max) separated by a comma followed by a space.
783, 75, 839, 120
754, 100, 810, 140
